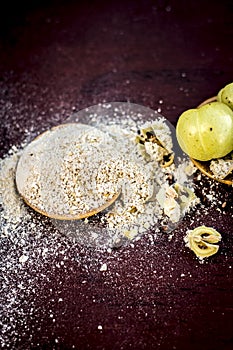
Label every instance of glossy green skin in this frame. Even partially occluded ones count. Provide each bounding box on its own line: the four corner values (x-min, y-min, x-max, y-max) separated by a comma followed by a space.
217, 82, 233, 110
176, 102, 233, 161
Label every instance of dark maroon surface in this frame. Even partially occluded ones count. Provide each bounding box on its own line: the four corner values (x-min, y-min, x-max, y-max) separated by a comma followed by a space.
1, 1, 233, 349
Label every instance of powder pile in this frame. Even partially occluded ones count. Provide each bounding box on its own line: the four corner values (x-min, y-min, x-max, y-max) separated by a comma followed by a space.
74, 104, 199, 244
210, 153, 233, 180
16, 124, 122, 218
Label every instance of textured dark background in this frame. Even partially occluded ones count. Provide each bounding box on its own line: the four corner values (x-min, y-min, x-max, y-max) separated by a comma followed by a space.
0, 1, 233, 349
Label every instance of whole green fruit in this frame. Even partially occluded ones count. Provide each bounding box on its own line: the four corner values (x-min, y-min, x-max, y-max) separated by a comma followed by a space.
217, 82, 233, 110
176, 102, 233, 161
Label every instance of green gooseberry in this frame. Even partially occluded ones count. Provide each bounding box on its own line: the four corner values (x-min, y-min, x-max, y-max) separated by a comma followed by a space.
176, 102, 233, 161
217, 82, 233, 110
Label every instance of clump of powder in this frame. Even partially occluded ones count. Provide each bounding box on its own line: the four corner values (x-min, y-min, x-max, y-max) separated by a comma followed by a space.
0, 147, 29, 223
209, 154, 233, 180
87, 117, 198, 242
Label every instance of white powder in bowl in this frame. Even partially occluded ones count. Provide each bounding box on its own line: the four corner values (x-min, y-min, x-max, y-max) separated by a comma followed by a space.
16, 123, 123, 219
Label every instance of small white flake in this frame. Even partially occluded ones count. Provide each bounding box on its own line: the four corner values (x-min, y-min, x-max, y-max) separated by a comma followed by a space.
100, 263, 107, 272
98, 325, 103, 330
42, 248, 48, 256
19, 255, 29, 263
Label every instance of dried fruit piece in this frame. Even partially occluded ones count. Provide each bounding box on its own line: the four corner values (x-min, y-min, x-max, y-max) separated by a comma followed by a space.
184, 226, 222, 259
136, 125, 174, 167
156, 183, 199, 223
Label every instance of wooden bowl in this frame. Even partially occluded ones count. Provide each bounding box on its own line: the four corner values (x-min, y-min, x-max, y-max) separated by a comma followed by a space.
16, 123, 121, 220
190, 96, 233, 185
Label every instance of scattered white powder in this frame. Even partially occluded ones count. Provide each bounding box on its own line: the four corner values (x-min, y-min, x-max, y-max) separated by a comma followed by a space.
0, 103, 201, 348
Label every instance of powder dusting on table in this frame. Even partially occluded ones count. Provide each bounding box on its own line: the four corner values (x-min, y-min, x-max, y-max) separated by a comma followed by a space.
0, 106, 217, 348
